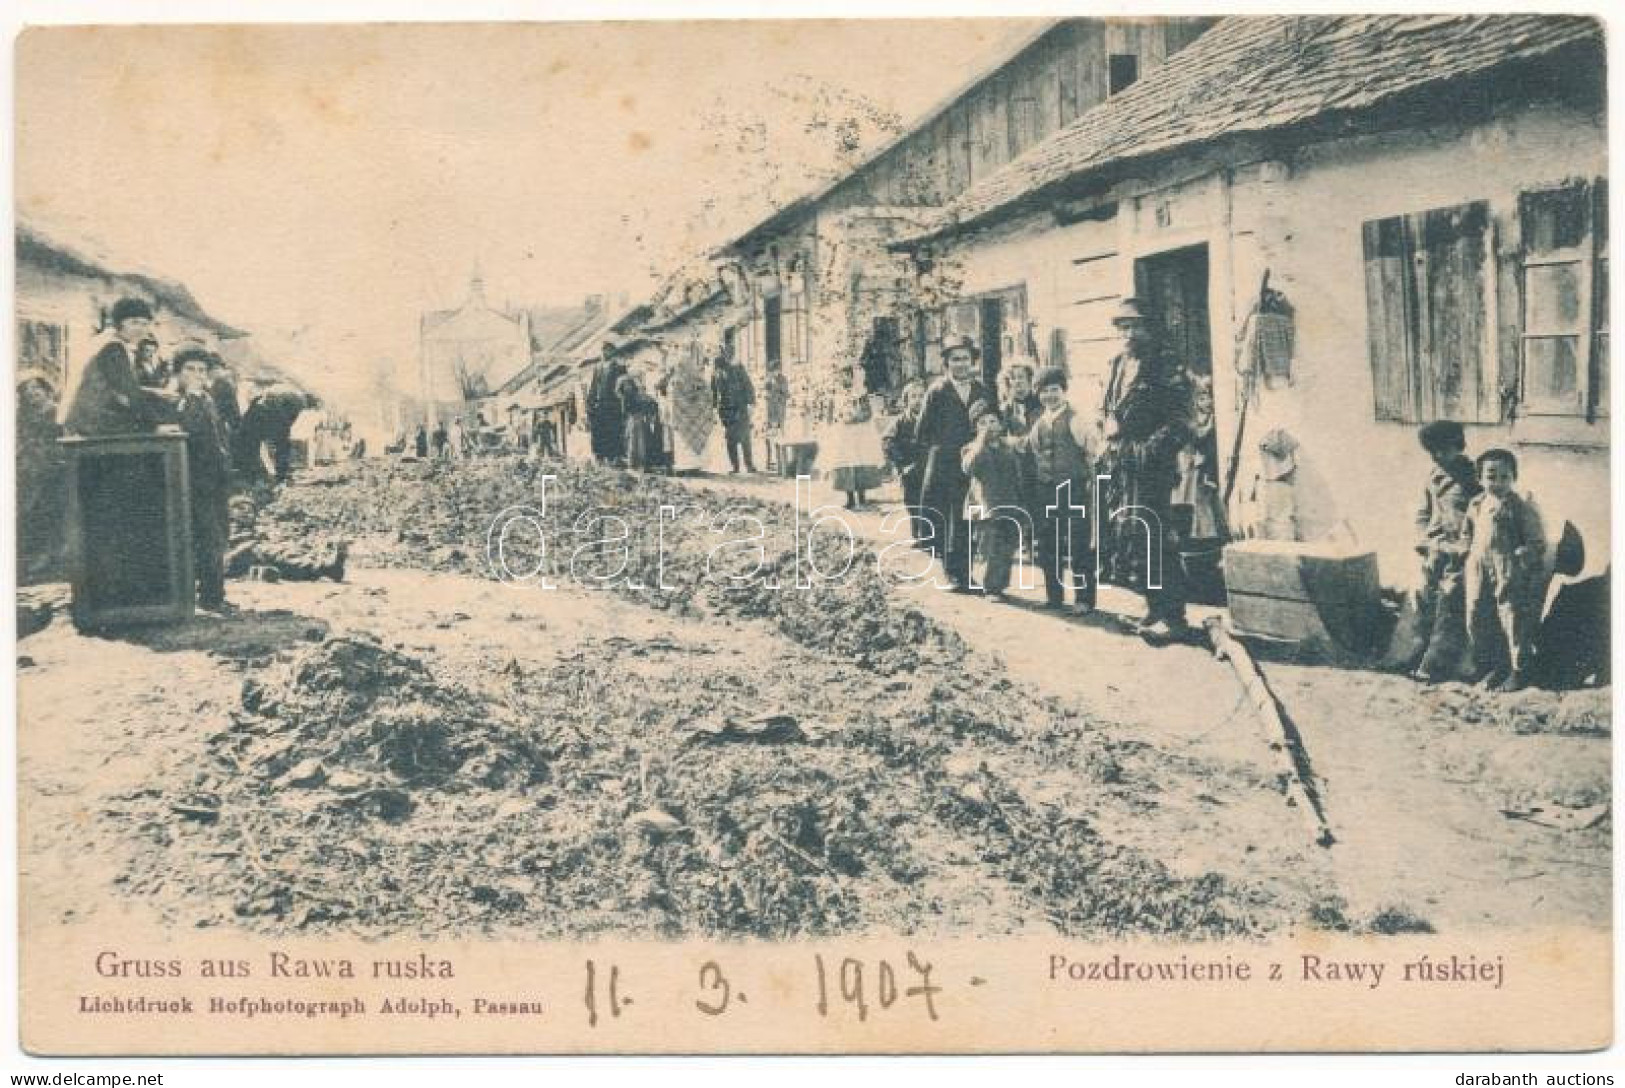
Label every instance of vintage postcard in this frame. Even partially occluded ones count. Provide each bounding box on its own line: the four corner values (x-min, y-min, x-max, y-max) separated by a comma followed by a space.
12, 14, 1613, 1055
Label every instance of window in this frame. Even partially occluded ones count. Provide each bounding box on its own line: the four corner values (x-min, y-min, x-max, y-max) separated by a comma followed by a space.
1108, 54, 1139, 96
763, 295, 782, 369
1518, 179, 1608, 418
915, 310, 943, 377
1361, 200, 1500, 423
784, 291, 807, 365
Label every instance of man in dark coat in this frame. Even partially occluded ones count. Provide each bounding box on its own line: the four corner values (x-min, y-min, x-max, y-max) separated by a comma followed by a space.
414, 423, 430, 459
206, 353, 242, 439
914, 334, 995, 590
586, 342, 628, 465
239, 387, 314, 483
711, 350, 756, 472
64, 298, 174, 436
1098, 298, 1193, 639
173, 347, 231, 609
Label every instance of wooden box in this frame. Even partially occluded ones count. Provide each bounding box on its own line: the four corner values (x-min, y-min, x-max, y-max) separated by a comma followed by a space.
60, 430, 194, 629
1223, 540, 1381, 653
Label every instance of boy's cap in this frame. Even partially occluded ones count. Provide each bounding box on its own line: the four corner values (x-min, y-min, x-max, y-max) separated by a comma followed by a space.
1034, 365, 1068, 391
1475, 447, 1519, 476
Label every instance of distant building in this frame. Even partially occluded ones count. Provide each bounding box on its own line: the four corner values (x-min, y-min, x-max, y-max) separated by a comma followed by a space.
417, 269, 532, 424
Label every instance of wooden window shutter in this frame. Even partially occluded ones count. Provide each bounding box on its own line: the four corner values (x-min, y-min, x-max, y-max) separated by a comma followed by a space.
1362, 201, 1497, 423
1415, 201, 1497, 423
1362, 214, 1417, 421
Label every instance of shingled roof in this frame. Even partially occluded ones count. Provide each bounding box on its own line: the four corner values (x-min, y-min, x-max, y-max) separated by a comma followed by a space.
916, 14, 1603, 240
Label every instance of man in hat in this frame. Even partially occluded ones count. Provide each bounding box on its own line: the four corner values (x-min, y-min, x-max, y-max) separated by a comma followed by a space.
586, 339, 629, 465
173, 345, 232, 610
711, 347, 757, 473
1098, 297, 1194, 639
914, 333, 996, 590
206, 351, 242, 446
65, 297, 174, 436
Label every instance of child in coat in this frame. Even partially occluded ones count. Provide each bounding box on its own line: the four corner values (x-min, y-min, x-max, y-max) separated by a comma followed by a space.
1463, 448, 1545, 691
174, 348, 231, 611
1023, 366, 1099, 613
961, 404, 1028, 601
1411, 420, 1479, 682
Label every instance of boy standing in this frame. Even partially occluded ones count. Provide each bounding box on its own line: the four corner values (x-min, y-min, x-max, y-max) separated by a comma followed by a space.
174, 347, 232, 611
1412, 421, 1479, 681
1024, 366, 1098, 613
1463, 448, 1545, 691
961, 405, 1027, 602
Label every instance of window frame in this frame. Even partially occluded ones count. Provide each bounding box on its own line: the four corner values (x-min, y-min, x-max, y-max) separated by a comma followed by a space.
1517, 179, 1605, 420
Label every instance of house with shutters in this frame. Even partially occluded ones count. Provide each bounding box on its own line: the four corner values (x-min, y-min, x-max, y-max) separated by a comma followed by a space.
891, 14, 1608, 587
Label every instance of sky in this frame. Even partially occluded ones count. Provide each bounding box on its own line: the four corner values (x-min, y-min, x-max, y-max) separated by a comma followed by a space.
16, 19, 1047, 412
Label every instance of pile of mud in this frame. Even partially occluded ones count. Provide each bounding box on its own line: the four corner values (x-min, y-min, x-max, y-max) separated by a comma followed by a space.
264, 457, 963, 674
116, 627, 1277, 939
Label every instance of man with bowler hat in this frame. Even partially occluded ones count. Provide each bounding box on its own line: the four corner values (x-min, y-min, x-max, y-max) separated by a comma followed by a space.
914, 333, 995, 590
1098, 297, 1193, 640
65, 297, 173, 436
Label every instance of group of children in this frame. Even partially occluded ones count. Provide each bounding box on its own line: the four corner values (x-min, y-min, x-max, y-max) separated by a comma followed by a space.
879, 361, 1100, 610
1413, 420, 1547, 692
960, 365, 1099, 608
897, 368, 1554, 688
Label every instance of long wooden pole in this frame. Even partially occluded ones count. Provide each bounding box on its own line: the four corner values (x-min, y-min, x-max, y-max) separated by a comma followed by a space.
1206, 617, 1336, 849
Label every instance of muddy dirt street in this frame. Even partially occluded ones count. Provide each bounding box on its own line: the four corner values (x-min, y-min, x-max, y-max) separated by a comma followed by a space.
17, 457, 1609, 940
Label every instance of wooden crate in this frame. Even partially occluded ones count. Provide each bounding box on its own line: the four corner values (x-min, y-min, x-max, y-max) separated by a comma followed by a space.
60, 431, 194, 629
1223, 540, 1381, 654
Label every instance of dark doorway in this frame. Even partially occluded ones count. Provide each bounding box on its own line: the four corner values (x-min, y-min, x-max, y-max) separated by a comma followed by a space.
978, 296, 1004, 390
1134, 244, 1226, 603
862, 316, 900, 393
1134, 243, 1212, 376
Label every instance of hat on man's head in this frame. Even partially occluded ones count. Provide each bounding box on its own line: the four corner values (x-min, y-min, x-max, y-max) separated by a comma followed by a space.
940, 333, 980, 360
111, 297, 155, 325
173, 344, 213, 369
1110, 297, 1147, 326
